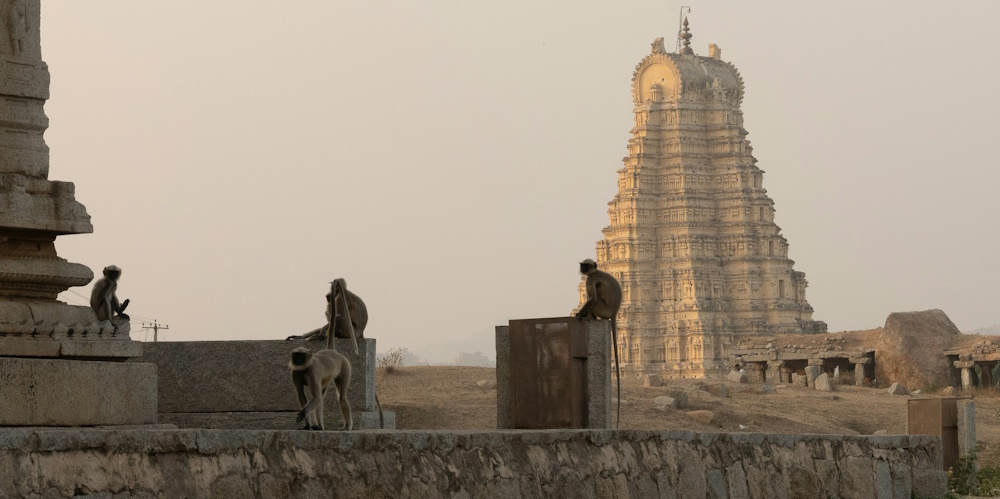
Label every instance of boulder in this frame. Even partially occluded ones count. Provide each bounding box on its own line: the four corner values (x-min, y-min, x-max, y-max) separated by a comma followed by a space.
653, 396, 676, 409
667, 391, 689, 409
875, 309, 961, 390
886, 382, 910, 395
804, 365, 822, 386
760, 385, 776, 395
686, 410, 714, 425
726, 370, 747, 384
643, 374, 664, 388
912, 389, 922, 395
813, 373, 835, 392
476, 379, 496, 389
941, 386, 959, 397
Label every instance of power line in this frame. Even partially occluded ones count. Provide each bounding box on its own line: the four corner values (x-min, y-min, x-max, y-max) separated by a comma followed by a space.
141, 320, 169, 342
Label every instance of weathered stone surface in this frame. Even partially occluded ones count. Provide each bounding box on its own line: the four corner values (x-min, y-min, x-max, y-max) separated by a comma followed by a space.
813, 373, 835, 392
873, 430, 888, 435
805, 365, 822, 386
792, 373, 808, 387
668, 390, 689, 409
958, 399, 976, 458
159, 410, 394, 431
135, 339, 379, 415
0, 429, 945, 498
886, 383, 910, 395
644, 374, 664, 387
686, 410, 714, 425
760, 385, 776, 395
476, 379, 496, 388
875, 309, 960, 389
653, 396, 676, 409
726, 370, 747, 384
0, 358, 156, 426
940, 386, 958, 396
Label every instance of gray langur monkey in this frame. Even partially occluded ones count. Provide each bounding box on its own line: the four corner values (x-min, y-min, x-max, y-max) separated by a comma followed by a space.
289, 308, 353, 431
574, 258, 623, 429
90, 265, 130, 322
286, 278, 368, 354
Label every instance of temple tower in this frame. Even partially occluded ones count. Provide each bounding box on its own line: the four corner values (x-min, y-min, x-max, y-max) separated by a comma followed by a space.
581, 30, 826, 378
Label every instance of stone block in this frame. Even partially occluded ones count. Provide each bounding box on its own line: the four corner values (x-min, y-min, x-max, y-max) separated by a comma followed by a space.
804, 365, 822, 386
643, 374, 663, 387
158, 410, 395, 431
495, 325, 511, 429
653, 396, 676, 409
686, 410, 714, 425
886, 383, 909, 396
957, 399, 976, 458
791, 373, 807, 387
135, 339, 378, 414
813, 373, 835, 392
0, 357, 156, 426
726, 370, 747, 384
940, 386, 958, 397
668, 390, 689, 409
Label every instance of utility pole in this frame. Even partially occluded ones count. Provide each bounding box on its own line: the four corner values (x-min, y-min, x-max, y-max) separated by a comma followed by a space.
141, 320, 169, 342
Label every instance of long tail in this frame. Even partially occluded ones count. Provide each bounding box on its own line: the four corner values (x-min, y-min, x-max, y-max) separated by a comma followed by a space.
612, 316, 620, 429
375, 391, 385, 429
327, 282, 338, 352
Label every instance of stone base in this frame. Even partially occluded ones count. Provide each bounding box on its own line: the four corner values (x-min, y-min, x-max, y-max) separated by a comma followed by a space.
159, 411, 396, 431
0, 357, 157, 426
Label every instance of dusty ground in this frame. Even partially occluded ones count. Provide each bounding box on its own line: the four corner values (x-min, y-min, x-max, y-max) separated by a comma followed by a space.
377, 366, 1000, 469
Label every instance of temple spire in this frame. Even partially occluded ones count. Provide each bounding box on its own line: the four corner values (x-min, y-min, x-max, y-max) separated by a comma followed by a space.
679, 17, 694, 55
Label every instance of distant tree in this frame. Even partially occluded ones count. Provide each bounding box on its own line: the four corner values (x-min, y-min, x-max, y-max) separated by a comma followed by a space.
454, 351, 494, 367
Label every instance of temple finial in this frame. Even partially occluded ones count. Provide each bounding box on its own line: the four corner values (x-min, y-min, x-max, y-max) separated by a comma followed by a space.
680, 17, 694, 55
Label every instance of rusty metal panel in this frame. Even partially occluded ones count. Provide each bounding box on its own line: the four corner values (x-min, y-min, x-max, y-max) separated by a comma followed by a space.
907, 397, 967, 472
509, 317, 590, 429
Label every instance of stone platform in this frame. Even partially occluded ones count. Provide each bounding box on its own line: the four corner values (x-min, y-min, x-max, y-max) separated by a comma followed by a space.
0, 428, 946, 498
0, 358, 157, 426
133, 339, 393, 429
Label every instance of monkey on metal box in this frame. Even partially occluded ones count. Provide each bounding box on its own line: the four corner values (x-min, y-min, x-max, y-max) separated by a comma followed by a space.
289, 312, 353, 431
90, 265, 130, 322
575, 258, 623, 428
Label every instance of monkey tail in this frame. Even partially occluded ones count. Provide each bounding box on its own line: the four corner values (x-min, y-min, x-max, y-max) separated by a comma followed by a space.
375, 391, 384, 429
611, 316, 621, 430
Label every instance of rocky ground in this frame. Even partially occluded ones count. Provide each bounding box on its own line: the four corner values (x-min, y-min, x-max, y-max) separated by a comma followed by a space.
377, 366, 1000, 469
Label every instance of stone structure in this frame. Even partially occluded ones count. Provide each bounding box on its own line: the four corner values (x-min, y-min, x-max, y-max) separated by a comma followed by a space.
495, 318, 611, 429
0, 0, 150, 426
581, 30, 825, 379
133, 339, 394, 430
731, 329, 877, 386
0, 428, 947, 498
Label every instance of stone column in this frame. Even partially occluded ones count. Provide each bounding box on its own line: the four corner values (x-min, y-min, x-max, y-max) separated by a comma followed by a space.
850, 356, 872, 386
980, 362, 995, 389
955, 360, 975, 389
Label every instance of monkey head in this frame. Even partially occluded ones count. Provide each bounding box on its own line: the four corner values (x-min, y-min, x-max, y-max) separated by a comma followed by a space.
289, 347, 313, 370
579, 259, 598, 275
103, 265, 122, 280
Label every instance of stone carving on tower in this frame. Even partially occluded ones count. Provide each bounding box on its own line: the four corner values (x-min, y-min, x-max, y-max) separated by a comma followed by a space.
580, 22, 826, 378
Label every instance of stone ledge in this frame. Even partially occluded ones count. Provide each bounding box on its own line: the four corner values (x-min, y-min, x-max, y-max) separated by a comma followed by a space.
0, 358, 157, 426
0, 429, 945, 498
159, 411, 395, 430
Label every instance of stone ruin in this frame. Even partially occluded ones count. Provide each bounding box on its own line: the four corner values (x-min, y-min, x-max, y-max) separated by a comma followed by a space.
0, 0, 154, 426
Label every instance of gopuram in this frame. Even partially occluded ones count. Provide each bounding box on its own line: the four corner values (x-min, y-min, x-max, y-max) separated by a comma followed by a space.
0, 1, 155, 426
580, 22, 826, 379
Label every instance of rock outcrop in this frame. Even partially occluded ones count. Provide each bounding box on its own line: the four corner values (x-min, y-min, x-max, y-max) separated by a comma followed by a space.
875, 309, 960, 390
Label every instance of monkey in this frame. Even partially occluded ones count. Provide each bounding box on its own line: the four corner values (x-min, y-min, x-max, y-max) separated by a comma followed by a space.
286, 278, 368, 351
289, 309, 353, 431
90, 265, 130, 322
574, 258, 623, 429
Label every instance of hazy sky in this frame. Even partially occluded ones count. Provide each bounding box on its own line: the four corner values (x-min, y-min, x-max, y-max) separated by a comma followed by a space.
41, 2, 1000, 363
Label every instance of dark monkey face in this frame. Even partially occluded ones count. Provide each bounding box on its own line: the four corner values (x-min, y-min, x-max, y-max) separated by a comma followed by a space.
291, 351, 310, 365
579, 261, 597, 274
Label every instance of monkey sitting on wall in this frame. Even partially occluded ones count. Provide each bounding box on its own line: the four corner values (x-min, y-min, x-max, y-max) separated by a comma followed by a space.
90, 265, 130, 322
289, 312, 353, 431
574, 258, 623, 428
286, 278, 367, 352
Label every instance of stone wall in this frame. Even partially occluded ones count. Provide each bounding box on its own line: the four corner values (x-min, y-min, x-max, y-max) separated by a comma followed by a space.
0, 428, 945, 498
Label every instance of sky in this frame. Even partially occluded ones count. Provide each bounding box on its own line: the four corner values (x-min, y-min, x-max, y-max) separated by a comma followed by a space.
40, 2, 1000, 363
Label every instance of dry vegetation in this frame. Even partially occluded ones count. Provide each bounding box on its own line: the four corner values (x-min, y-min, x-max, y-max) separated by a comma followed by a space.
377, 366, 1000, 469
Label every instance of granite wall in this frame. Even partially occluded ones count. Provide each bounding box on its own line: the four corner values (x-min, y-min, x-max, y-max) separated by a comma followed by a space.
0, 429, 946, 498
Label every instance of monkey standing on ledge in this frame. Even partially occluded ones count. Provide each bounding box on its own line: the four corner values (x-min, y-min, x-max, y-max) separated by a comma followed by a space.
289, 281, 353, 431
574, 258, 623, 429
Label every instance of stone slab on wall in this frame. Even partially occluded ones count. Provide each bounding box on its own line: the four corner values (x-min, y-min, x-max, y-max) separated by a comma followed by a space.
496, 318, 611, 429
0, 358, 156, 426
0, 429, 945, 498
134, 339, 376, 413
158, 411, 395, 431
